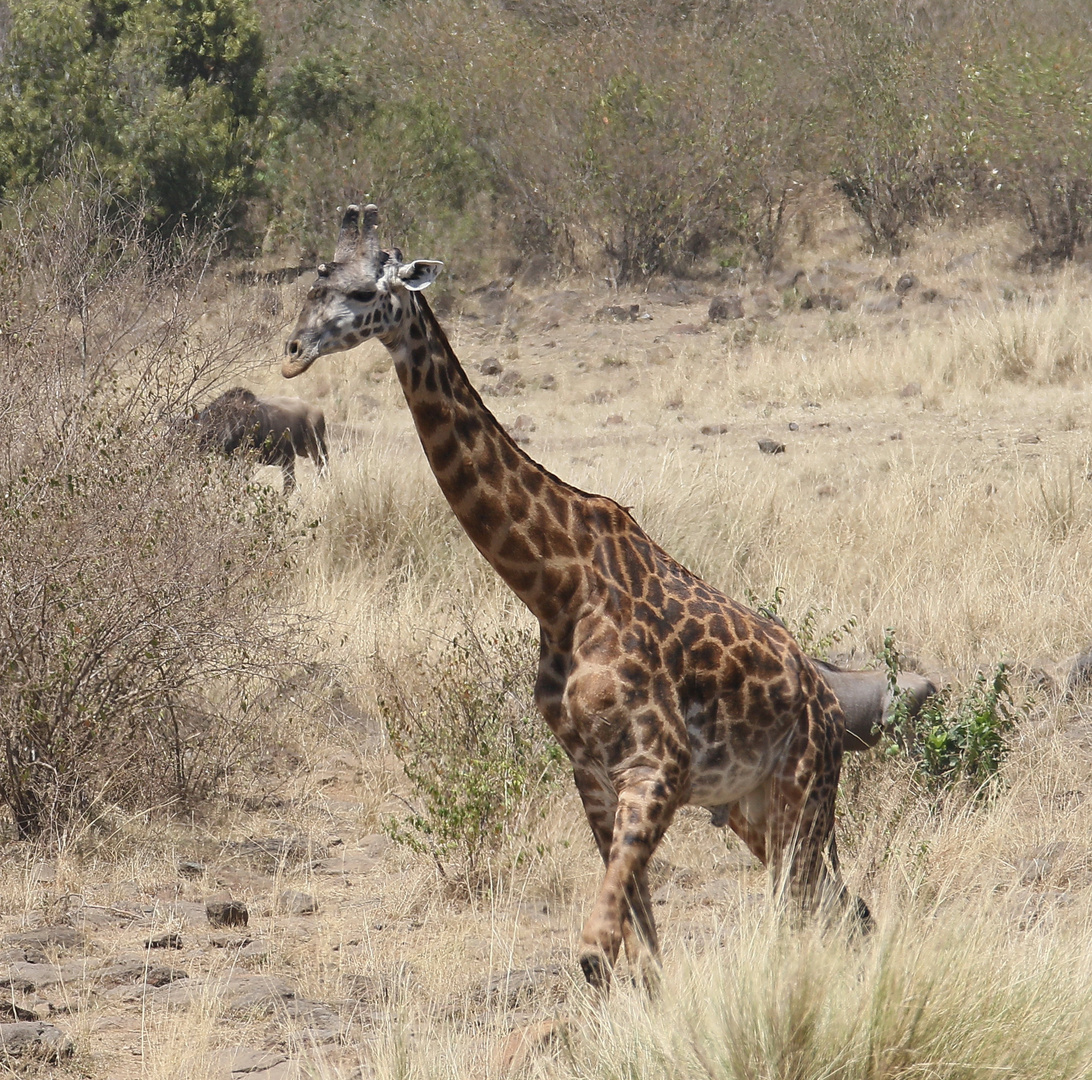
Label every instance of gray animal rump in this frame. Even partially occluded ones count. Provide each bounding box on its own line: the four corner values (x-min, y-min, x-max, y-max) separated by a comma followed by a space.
188, 387, 327, 493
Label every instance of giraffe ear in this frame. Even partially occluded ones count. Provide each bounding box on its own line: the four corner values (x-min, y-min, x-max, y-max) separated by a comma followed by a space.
397, 260, 444, 291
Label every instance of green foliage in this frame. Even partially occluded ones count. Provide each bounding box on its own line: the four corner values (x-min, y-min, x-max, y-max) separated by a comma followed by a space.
744, 585, 858, 662
379, 625, 564, 885
881, 631, 1018, 802
0, 0, 267, 238
969, 39, 1092, 263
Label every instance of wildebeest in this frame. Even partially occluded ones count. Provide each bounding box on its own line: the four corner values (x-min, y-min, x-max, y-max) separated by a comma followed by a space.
187, 387, 327, 493
812, 658, 937, 751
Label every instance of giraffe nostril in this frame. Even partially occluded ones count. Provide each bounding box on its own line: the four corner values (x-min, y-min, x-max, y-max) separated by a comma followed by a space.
287, 339, 299, 356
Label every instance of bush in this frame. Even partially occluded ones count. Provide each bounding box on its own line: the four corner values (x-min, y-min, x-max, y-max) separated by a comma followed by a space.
970, 40, 1092, 265
379, 624, 564, 887
0, 179, 308, 840
0, 0, 267, 238
881, 632, 1018, 802
744, 585, 858, 662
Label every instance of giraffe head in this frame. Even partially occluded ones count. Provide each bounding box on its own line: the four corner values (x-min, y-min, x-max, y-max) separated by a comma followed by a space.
283, 203, 443, 378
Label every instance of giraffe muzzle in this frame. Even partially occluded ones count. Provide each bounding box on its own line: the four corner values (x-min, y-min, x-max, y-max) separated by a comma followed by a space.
282, 339, 317, 379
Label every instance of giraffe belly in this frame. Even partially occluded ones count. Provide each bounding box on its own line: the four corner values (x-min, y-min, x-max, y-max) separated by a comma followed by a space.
685, 722, 796, 807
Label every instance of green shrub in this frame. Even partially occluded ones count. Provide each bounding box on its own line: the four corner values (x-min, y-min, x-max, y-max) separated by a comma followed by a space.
379, 625, 564, 887
881, 632, 1018, 802
744, 585, 858, 662
0, 0, 267, 238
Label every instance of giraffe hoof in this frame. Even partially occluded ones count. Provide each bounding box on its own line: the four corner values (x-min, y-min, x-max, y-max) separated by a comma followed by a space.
579, 951, 612, 991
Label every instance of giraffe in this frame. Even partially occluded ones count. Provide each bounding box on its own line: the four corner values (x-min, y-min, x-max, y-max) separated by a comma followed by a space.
284, 205, 871, 990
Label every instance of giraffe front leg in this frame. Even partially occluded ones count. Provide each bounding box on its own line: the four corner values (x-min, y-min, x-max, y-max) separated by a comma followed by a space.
578, 778, 674, 992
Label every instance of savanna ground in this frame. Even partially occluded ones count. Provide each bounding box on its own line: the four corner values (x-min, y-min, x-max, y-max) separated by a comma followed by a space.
7, 198, 1092, 1080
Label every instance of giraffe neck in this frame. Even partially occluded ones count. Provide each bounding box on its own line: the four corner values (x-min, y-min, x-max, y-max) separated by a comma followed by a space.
381, 293, 592, 629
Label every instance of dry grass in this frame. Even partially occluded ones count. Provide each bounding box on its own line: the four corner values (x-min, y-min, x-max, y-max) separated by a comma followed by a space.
7, 215, 1092, 1076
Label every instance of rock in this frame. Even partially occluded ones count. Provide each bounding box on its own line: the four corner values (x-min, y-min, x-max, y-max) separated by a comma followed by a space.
757, 439, 786, 455
496, 369, 525, 395
480, 357, 503, 376
239, 940, 270, 962
1017, 433, 1041, 444
0, 1001, 36, 1021
209, 933, 252, 949
225, 836, 314, 869
895, 272, 918, 294
206, 897, 248, 929
594, 303, 640, 322
801, 288, 851, 312
605, 414, 624, 425
473, 964, 566, 1011
668, 323, 704, 335
862, 294, 902, 314
98, 959, 187, 987
898, 382, 922, 398
146, 931, 183, 950
210, 1048, 288, 1076
586, 389, 613, 405
3, 927, 83, 954
275, 890, 318, 916
3, 960, 99, 991
178, 860, 206, 879
540, 373, 557, 390
492, 1019, 567, 1074
0, 1021, 73, 1060
509, 414, 536, 438
700, 423, 729, 436
708, 294, 744, 322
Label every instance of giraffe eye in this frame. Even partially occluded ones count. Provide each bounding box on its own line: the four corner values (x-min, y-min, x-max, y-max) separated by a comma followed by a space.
347, 288, 377, 304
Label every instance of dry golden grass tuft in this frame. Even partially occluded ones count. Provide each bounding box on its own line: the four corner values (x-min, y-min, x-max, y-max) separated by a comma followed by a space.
8, 214, 1092, 1076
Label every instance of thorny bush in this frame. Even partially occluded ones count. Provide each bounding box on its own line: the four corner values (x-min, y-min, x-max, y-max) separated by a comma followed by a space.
0, 177, 313, 840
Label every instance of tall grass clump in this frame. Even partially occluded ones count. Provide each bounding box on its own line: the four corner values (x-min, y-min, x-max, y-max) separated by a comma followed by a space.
574, 915, 1092, 1080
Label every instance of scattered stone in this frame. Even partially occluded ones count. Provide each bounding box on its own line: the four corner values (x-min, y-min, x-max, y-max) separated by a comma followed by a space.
508, 415, 536, 442
594, 303, 640, 322
865, 275, 892, 292
480, 357, 503, 376
770, 266, 805, 290
3, 960, 99, 992
889, 430, 904, 440
1018, 433, 1041, 444
3, 927, 83, 954
788, 422, 799, 431
496, 369, 525, 395
708, 294, 744, 322
0, 1001, 37, 1021
700, 423, 729, 436
206, 897, 249, 929
862, 294, 902, 314
0, 1021, 73, 1061
604, 414, 624, 425
239, 940, 270, 962
898, 382, 922, 398
275, 890, 318, 916
178, 860, 205, 879
211, 1048, 288, 1076
540, 373, 557, 390
225, 837, 314, 869
920, 287, 941, 303
817, 483, 837, 498
586, 389, 613, 405
757, 439, 786, 455
209, 933, 253, 949
145, 932, 183, 950
895, 272, 918, 294
474, 964, 566, 1011
668, 323, 703, 335
493, 1019, 568, 1074
801, 288, 852, 311
98, 959, 188, 987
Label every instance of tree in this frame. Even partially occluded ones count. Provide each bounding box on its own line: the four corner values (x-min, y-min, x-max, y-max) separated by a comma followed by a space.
0, 0, 267, 238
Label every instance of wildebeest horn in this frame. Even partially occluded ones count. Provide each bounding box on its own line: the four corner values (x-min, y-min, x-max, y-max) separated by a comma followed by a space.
361, 204, 380, 261
334, 205, 361, 262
